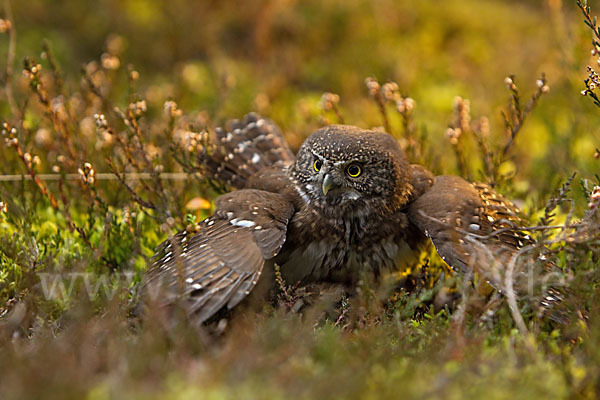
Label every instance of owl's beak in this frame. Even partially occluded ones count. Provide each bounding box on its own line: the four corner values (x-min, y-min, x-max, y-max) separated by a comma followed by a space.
322, 174, 335, 196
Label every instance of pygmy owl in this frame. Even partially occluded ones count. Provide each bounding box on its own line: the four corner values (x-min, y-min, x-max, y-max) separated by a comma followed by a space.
143, 113, 533, 324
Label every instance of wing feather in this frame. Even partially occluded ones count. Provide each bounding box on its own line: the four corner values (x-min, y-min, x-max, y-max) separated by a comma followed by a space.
143, 189, 294, 324
407, 175, 530, 275
408, 175, 571, 323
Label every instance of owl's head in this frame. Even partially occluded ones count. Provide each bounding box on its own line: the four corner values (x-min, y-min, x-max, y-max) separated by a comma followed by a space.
291, 125, 413, 218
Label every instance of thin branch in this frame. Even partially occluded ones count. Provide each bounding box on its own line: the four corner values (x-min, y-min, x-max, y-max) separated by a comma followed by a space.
106, 159, 157, 210
503, 244, 537, 348
501, 74, 548, 158
0, 172, 189, 182
577, 0, 600, 46
416, 210, 581, 242
365, 77, 392, 133
2, 0, 18, 118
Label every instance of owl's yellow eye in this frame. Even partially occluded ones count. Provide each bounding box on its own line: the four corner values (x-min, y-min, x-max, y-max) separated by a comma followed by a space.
346, 163, 362, 177
313, 159, 322, 172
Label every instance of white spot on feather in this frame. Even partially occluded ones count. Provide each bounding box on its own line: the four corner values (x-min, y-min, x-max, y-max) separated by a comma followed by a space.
237, 141, 250, 152
230, 218, 255, 228
294, 185, 312, 205
251, 153, 261, 164
345, 191, 360, 200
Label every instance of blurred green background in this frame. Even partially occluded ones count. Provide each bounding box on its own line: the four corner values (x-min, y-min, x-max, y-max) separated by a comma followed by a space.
6, 0, 599, 195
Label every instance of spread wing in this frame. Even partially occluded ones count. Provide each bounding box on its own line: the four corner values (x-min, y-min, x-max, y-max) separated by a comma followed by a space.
407, 175, 531, 276
143, 189, 294, 323
407, 175, 572, 323
203, 113, 296, 190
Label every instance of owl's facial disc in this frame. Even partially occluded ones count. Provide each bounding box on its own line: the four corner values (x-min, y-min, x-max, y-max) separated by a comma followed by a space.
291, 125, 413, 217
315, 161, 362, 205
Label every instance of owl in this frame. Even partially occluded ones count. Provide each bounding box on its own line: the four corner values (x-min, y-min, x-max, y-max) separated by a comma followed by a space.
143, 113, 534, 324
